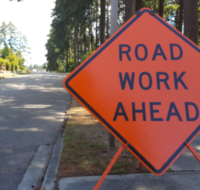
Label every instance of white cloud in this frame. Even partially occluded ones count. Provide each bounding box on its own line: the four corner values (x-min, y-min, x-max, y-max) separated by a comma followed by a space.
0, 0, 55, 66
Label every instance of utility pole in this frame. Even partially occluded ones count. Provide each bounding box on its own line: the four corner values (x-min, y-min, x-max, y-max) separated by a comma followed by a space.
111, 0, 118, 35
109, 0, 118, 151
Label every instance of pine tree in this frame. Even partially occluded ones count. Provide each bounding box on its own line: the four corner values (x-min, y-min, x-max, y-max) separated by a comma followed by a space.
184, 0, 199, 45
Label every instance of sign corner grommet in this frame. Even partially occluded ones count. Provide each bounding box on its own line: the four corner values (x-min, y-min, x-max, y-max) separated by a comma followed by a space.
149, 10, 155, 16
136, 10, 142, 17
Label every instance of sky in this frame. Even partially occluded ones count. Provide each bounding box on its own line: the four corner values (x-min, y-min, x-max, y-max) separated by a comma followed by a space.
0, 0, 55, 66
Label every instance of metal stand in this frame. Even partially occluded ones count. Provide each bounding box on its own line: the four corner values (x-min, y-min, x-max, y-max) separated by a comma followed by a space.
138, 162, 143, 170
93, 143, 128, 190
93, 133, 200, 190
185, 142, 200, 162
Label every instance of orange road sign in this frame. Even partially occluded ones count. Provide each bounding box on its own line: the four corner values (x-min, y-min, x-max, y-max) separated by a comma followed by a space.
63, 8, 200, 175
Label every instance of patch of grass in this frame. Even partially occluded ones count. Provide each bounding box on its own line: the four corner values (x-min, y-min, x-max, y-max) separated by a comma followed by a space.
112, 168, 126, 174
63, 136, 71, 143
57, 98, 150, 179
113, 162, 126, 169
70, 159, 79, 164
91, 150, 97, 156
167, 168, 173, 172
100, 162, 107, 170
112, 162, 126, 174
68, 143, 76, 148
63, 148, 76, 153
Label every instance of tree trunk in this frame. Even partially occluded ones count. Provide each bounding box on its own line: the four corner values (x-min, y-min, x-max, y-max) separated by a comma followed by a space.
89, 5, 92, 52
136, 0, 143, 12
77, 30, 80, 64
80, 31, 84, 55
177, 0, 183, 33
74, 28, 77, 68
125, 0, 136, 22
106, 0, 110, 40
82, 32, 85, 54
184, 0, 198, 45
100, 0, 106, 44
96, 0, 99, 49
69, 38, 71, 65
159, 0, 164, 17
66, 50, 69, 71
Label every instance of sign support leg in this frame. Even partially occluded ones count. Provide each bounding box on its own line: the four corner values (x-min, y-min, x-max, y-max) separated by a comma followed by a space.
184, 131, 200, 162
93, 143, 128, 190
138, 162, 143, 170
184, 142, 200, 162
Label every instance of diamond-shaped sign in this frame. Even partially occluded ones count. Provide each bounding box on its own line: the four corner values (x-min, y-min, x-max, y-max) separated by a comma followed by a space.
63, 8, 200, 175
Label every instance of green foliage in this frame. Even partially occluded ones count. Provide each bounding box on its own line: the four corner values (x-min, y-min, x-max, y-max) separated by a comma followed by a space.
143, 0, 180, 27
0, 22, 27, 72
69, 62, 74, 72
20, 65, 26, 71
80, 51, 94, 63
42, 63, 47, 69
0, 57, 6, 66
0, 45, 10, 59
46, 0, 200, 71
5, 59, 11, 71
5, 52, 19, 71
0, 22, 28, 53
0, 57, 11, 71
16, 51, 25, 70
46, 0, 97, 71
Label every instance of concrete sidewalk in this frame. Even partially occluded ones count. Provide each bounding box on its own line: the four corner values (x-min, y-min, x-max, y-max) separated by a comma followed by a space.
41, 134, 200, 190
59, 171, 200, 190
40, 97, 200, 190
40, 130, 200, 190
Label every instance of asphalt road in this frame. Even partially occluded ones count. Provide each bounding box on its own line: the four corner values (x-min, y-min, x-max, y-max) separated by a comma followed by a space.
0, 73, 71, 190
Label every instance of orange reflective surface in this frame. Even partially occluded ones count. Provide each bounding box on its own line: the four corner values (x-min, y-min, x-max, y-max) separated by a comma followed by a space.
63, 8, 200, 175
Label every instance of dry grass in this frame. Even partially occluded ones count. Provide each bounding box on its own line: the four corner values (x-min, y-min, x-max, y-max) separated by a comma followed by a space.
56, 98, 150, 180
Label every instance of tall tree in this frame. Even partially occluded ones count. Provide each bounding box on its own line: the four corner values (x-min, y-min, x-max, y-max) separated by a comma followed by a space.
106, 0, 110, 40
159, 0, 164, 17
178, 0, 183, 32
176, 0, 184, 32
74, 28, 77, 68
0, 22, 7, 46
136, 0, 143, 11
184, 0, 199, 45
88, 5, 92, 52
125, 0, 136, 22
0, 45, 10, 59
0, 22, 28, 52
16, 51, 25, 70
100, 0, 106, 44
95, 0, 99, 48
5, 52, 18, 71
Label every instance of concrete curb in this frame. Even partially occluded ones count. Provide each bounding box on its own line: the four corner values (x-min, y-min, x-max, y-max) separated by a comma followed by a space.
58, 171, 200, 190
41, 94, 72, 190
40, 136, 63, 190
17, 145, 54, 190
